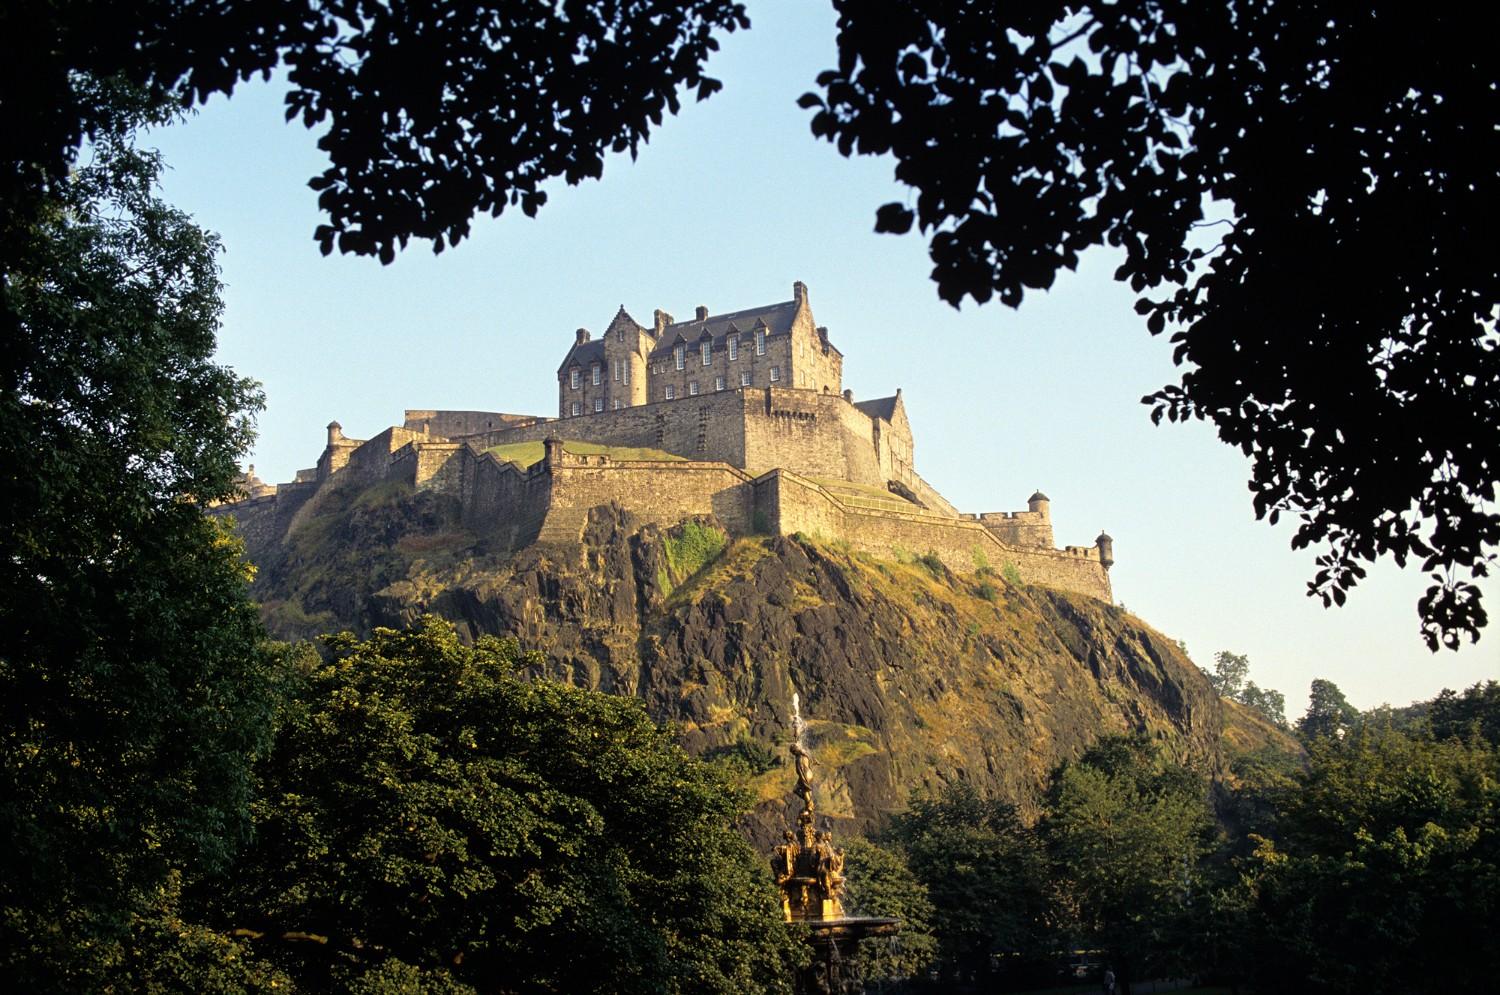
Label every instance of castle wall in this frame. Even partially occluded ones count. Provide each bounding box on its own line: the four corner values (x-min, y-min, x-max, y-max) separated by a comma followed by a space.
760, 471, 1112, 602
402, 410, 540, 438
550, 454, 756, 534
970, 511, 1054, 549
741, 388, 884, 487
459, 452, 553, 552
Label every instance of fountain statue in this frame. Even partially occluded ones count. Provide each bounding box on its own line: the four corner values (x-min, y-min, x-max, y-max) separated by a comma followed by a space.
773, 708, 899, 995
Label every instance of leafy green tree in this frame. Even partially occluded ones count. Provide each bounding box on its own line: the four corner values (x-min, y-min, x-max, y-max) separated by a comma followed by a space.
804, 1, 1497, 650
1244, 727, 1500, 994
0, 133, 278, 988
1429, 681, 1500, 746
1238, 682, 1288, 729
1297, 678, 1359, 742
202, 618, 799, 995
884, 783, 1050, 986
839, 837, 938, 991
1042, 735, 1215, 990
1205, 651, 1249, 699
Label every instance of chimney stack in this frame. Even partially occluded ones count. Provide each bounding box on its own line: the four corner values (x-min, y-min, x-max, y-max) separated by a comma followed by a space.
696, 305, 709, 321
575, 328, 591, 345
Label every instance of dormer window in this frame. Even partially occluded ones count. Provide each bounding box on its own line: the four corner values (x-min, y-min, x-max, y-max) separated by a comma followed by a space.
591, 364, 601, 386
728, 335, 738, 361
674, 344, 685, 370
701, 340, 712, 365
570, 368, 581, 389
755, 329, 766, 355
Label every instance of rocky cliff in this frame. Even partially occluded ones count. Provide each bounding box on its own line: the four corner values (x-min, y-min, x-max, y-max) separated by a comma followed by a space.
234, 479, 1272, 840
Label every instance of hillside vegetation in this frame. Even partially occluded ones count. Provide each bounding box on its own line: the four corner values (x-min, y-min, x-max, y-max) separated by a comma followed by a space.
238, 480, 1276, 839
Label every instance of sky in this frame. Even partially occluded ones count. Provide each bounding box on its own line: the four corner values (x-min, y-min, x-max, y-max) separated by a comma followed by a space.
144, 0, 1495, 715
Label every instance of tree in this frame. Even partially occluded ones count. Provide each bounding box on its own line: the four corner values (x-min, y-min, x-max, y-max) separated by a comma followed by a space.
200, 618, 799, 995
1204, 651, 1249, 699
1429, 681, 1500, 746
838, 837, 938, 991
1237, 682, 1288, 729
803, 1, 1497, 651
0, 132, 279, 988
1042, 735, 1215, 991
1297, 678, 1359, 741
1, 1, 748, 265
884, 783, 1051, 986
1244, 727, 1500, 994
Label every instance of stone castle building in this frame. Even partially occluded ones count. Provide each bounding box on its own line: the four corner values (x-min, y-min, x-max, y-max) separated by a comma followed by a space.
227, 283, 1115, 601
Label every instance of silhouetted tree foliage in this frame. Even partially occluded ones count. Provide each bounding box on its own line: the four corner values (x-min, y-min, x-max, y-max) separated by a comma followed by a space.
803, 1, 1498, 651
0, 0, 748, 263
0, 133, 279, 987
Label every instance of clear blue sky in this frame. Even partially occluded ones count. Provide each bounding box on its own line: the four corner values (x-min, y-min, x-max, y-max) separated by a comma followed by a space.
145, 0, 1494, 716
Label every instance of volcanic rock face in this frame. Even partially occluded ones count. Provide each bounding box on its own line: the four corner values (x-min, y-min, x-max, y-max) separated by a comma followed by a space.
239, 486, 1242, 840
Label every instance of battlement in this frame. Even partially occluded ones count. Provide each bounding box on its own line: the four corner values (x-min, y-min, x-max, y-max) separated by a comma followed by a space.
219, 283, 1115, 602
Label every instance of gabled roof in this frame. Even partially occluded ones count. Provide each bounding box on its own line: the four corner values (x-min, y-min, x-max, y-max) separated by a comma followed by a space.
647, 299, 799, 360
855, 394, 902, 422
556, 338, 605, 375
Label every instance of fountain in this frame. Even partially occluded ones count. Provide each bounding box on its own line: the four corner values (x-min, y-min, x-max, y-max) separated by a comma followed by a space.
773, 695, 899, 995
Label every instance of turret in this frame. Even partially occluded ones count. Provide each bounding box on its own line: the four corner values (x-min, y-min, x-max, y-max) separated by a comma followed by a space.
543, 436, 564, 469
1027, 490, 1050, 518
1095, 531, 1115, 569
327, 420, 344, 445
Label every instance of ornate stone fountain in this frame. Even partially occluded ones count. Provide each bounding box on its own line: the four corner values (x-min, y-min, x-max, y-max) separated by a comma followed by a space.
773, 728, 899, 994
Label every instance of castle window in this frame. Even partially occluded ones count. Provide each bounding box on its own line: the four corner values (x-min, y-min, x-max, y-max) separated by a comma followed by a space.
728, 335, 738, 361
715, 376, 725, 391
740, 371, 751, 387
623, 363, 631, 385
689, 381, 700, 396
613, 398, 622, 410
674, 345, 685, 370
594, 397, 604, 413
612, 360, 620, 382
665, 385, 676, 400
570, 368, 580, 389
591, 364, 601, 386
701, 340, 712, 365
755, 329, 765, 355
770, 366, 780, 383
571, 401, 581, 416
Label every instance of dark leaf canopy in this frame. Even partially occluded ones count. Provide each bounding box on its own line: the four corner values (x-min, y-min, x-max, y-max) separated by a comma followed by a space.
0, 0, 749, 262
808, 1, 1498, 649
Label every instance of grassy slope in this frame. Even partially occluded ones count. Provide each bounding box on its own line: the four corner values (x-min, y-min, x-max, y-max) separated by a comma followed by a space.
485, 439, 686, 468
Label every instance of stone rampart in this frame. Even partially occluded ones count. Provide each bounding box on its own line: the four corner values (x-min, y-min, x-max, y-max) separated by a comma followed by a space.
549, 453, 756, 534
402, 409, 543, 438
760, 470, 1112, 601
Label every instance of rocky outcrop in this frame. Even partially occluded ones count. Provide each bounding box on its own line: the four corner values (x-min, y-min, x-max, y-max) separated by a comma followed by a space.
237, 486, 1243, 842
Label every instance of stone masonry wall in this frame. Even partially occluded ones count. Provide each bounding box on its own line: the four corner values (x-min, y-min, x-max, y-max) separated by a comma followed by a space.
762, 470, 1112, 602
548, 454, 756, 534
402, 410, 541, 438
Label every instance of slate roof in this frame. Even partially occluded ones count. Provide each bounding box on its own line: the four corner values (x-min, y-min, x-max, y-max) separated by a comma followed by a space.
647, 299, 799, 360
854, 394, 902, 422
557, 338, 605, 375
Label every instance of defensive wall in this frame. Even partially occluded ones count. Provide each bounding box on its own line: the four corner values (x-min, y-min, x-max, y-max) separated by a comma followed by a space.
225, 427, 1113, 602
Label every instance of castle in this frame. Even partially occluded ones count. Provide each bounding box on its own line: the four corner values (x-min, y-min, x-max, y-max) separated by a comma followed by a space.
226, 282, 1115, 601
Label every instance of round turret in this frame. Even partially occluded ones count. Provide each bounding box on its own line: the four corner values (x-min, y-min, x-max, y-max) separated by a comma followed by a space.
1095, 531, 1115, 569
326, 420, 344, 444
1027, 490, 1050, 516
